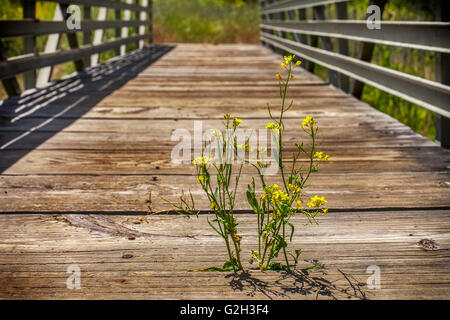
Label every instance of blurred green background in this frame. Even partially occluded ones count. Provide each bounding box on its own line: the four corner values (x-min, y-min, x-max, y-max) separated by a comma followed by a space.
0, 0, 440, 140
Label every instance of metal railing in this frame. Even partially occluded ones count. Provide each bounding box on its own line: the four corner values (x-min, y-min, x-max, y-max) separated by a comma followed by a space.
0, 0, 153, 96
260, 0, 450, 148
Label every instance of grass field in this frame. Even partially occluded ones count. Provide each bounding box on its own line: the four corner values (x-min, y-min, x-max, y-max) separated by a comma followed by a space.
153, 0, 260, 44
0, 0, 439, 140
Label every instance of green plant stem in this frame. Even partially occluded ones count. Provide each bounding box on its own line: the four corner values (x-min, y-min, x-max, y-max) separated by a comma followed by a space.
282, 221, 291, 270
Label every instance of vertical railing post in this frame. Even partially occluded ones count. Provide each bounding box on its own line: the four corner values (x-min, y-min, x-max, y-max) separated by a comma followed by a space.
335, 2, 350, 92
83, 6, 91, 68
280, 11, 287, 39
22, 0, 36, 90
0, 42, 21, 97
351, 0, 387, 98
139, 0, 149, 49
134, 0, 140, 49
266, 0, 278, 53
299, 8, 315, 72
60, 4, 84, 72
120, 0, 133, 56
286, 10, 300, 42
260, 0, 268, 47
313, 5, 338, 87
435, 0, 450, 148
91, 7, 108, 66
36, 4, 63, 87
115, 8, 121, 56
149, 0, 153, 44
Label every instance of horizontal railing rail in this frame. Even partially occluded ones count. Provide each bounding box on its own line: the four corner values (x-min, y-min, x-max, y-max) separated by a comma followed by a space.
23, 0, 151, 12
262, 0, 350, 14
260, 0, 450, 148
261, 20, 450, 53
0, 19, 150, 38
0, 0, 153, 98
262, 33, 450, 117
0, 34, 148, 80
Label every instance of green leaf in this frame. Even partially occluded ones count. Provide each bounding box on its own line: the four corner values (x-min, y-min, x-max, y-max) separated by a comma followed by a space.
246, 184, 260, 214
286, 222, 295, 242
267, 262, 283, 271
207, 217, 223, 237
304, 261, 321, 271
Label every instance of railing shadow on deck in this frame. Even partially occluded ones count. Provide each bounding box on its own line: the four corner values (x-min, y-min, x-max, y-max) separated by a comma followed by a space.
0, 44, 175, 174
226, 267, 368, 300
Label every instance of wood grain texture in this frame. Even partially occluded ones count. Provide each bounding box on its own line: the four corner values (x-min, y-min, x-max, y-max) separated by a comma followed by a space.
0, 44, 449, 299
0, 212, 449, 299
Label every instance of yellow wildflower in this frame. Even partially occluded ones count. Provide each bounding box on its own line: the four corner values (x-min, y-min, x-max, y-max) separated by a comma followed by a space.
322, 208, 329, 214
197, 175, 204, 182
271, 190, 290, 205
233, 118, 243, 128
295, 200, 303, 208
284, 55, 295, 64
288, 184, 302, 193
257, 147, 267, 153
276, 73, 282, 81
261, 193, 267, 201
291, 75, 296, 80
295, 60, 302, 67
302, 116, 315, 127
270, 210, 281, 218
192, 156, 213, 166
314, 151, 329, 161
211, 130, 222, 136
307, 195, 328, 208
281, 62, 286, 68
210, 202, 216, 209
266, 122, 280, 131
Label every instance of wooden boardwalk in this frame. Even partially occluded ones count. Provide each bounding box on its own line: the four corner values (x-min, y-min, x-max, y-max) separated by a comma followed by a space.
0, 44, 449, 299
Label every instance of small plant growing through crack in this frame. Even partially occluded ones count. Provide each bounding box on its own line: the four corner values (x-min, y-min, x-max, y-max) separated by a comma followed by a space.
153, 54, 330, 272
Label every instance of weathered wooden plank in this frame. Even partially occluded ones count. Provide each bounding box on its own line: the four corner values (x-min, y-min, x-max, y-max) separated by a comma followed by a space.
0, 211, 448, 299
0, 44, 449, 300
1, 172, 449, 212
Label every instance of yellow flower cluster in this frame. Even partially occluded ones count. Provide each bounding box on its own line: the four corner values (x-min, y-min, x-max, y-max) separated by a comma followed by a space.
192, 156, 213, 166
277, 55, 302, 79
261, 184, 290, 205
314, 151, 329, 161
270, 189, 290, 205
266, 122, 280, 130
270, 209, 282, 219
233, 118, 243, 128
288, 184, 302, 194
264, 184, 279, 193
302, 116, 316, 127
280, 55, 302, 68
307, 195, 328, 208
